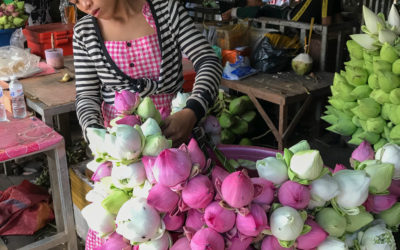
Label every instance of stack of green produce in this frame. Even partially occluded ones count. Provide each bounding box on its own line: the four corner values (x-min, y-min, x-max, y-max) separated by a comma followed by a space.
323, 5, 400, 150
209, 90, 257, 145
0, 1, 28, 30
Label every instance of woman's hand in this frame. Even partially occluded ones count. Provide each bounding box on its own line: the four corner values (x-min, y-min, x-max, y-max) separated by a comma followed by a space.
221, 9, 232, 21
162, 108, 197, 147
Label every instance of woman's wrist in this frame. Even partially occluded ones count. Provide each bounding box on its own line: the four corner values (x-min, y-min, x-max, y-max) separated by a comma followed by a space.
182, 108, 197, 127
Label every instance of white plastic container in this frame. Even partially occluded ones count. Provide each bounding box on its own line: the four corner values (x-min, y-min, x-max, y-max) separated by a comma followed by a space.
0, 86, 7, 121
9, 76, 27, 119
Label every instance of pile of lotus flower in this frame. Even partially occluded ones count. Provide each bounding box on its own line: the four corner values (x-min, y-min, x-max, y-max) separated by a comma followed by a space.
323, 4, 400, 149
82, 90, 400, 249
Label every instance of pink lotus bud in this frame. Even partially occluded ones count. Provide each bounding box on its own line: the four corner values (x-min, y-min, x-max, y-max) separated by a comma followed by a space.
95, 232, 131, 250
142, 156, 157, 184
185, 209, 205, 231
236, 203, 268, 237
251, 178, 275, 206
114, 90, 141, 115
147, 183, 179, 213
182, 175, 214, 209
204, 201, 236, 233
11, 11, 19, 17
389, 179, 400, 197
221, 170, 254, 208
187, 138, 206, 170
278, 181, 310, 210
364, 194, 397, 213
296, 219, 328, 249
5, 4, 14, 13
333, 164, 346, 173
203, 115, 221, 135
170, 237, 190, 250
115, 115, 141, 126
163, 212, 185, 231
212, 166, 229, 187
159, 107, 170, 121
91, 161, 113, 182
190, 228, 225, 250
227, 236, 253, 250
351, 141, 374, 163
261, 236, 294, 250
153, 148, 192, 187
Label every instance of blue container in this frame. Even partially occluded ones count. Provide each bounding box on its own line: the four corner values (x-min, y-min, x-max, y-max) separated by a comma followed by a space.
0, 28, 18, 47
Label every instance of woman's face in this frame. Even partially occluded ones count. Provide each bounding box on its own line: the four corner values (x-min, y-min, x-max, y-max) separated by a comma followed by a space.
69, 0, 115, 19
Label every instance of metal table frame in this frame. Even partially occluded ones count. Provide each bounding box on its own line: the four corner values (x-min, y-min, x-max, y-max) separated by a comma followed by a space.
26, 98, 75, 128
1, 139, 78, 250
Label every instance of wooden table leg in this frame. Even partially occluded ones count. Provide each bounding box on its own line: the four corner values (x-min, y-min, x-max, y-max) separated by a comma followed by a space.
282, 95, 313, 143
279, 104, 288, 151
247, 93, 282, 150
45, 140, 78, 250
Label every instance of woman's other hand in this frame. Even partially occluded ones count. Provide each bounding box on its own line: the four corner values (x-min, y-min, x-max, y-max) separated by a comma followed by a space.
221, 9, 232, 21
162, 108, 197, 147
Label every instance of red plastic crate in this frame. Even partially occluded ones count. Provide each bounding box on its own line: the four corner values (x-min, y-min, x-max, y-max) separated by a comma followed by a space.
183, 71, 196, 92
23, 23, 74, 58
182, 58, 196, 92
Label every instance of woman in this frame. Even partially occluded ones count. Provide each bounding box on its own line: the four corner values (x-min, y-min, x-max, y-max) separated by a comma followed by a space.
71, 0, 222, 147
70, 0, 221, 248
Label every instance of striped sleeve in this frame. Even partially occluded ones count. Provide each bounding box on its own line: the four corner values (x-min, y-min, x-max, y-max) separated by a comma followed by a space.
73, 19, 104, 139
172, 1, 222, 121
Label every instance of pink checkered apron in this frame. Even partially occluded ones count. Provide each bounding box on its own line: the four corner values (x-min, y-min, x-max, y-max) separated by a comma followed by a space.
85, 3, 172, 249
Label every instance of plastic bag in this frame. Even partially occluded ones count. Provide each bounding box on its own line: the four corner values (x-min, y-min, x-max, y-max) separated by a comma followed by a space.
251, 33, 301, 73
59, 0, 77, 24
10, 28, 27, 49
0, 180, 54, 235
0, 46, 41, 81
222, 56, 258, 80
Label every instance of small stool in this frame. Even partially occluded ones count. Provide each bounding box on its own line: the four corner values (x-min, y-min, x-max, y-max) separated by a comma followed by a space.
0, 113, 77, 250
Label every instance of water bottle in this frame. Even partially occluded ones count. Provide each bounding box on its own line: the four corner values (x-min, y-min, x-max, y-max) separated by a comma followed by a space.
0, 86, 7, 121
9, 76, 27, 119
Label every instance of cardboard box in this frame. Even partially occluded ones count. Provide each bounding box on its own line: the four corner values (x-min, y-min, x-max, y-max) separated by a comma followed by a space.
215, 23, 249, 50
0, 80, 11, 113
69, 165, 93, 210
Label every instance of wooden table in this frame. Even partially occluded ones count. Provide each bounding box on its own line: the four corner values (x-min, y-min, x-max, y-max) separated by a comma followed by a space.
19, 56, 76, 144
0, 112, 77, 250
221, 71, 333, 151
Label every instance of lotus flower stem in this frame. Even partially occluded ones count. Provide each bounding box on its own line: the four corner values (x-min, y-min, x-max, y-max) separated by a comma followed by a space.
192, 126, 236, 173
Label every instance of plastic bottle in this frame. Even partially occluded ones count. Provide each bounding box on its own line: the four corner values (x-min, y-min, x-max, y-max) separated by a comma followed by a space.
0, 86, 7, 121
9, 76, 27, 119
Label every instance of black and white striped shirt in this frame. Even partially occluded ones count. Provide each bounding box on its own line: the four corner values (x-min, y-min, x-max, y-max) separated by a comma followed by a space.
73, 0, 222, 136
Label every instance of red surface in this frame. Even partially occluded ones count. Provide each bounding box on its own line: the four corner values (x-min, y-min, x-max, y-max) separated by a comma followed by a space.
0, 112, 63, 162
23, 23, 74, 58
182, 58, 196, 92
